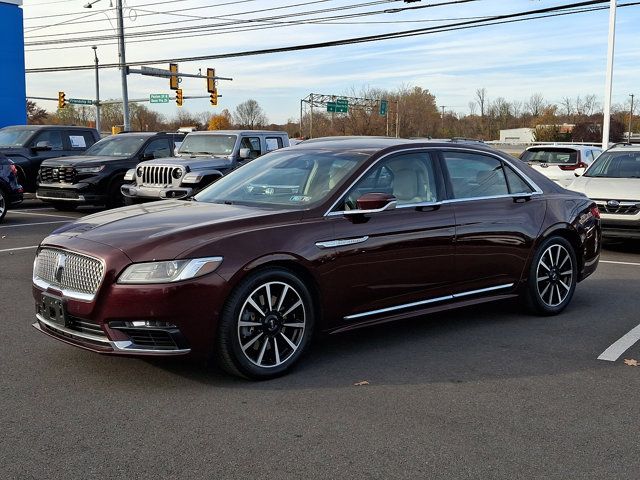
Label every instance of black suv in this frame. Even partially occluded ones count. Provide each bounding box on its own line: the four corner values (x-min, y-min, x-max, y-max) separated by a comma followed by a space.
0, 125, 100, 192
36, 132, 184, 210
0, 154, 24, 223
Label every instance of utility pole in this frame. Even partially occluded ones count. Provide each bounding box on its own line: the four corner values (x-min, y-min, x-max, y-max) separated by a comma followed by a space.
602, 0, 617, 149
628, 93, 635, 143
440, 105, 446, 134
309, 93, 314, 139
396, 100, 400, 138
92, 46, 101, 133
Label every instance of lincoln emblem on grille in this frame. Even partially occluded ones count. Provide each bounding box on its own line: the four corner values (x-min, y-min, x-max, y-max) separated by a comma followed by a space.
54, 253, 67, 282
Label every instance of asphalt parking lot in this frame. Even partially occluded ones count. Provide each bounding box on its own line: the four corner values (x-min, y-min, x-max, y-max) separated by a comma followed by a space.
1, 199, 639, 479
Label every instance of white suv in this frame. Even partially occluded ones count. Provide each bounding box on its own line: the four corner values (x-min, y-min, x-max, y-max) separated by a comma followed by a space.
520, 145, 602, 188
568, 143, 640, 239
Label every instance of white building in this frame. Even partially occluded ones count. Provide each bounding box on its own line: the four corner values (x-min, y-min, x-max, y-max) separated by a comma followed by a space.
499, 128, 535, 143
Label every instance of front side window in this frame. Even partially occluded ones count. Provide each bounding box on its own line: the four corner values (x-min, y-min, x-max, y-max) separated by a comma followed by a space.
443, 152, 509, 199
143, 139, 172, 158
195, 149, 370, 209
339, 152, 438, 210
84, 135, 147, 157
240, 137, 261, 159
33, 130, 64, 151
585, 151, 640, 178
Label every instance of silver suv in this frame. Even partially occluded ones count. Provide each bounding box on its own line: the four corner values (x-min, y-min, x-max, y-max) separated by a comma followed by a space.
568, 143, 640, 239
121, 130, 289, 202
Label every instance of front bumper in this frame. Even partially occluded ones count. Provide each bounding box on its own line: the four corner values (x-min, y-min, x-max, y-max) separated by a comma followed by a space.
121, 184, 193, 200
32, 244, 230, 358
600, 213, 640, 239
36, 183, 105, 205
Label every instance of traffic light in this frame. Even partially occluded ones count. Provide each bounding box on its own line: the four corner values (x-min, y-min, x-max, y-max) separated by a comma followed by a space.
176, 89, 183, 107
206, 68, 215, 93
58, 91, 66, 109
169, 63, 179, 90
209, 89, 218, 107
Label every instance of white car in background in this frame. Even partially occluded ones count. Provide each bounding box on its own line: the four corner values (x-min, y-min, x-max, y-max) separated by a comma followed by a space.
568, 143, 640, 239
520, 144, 602, 187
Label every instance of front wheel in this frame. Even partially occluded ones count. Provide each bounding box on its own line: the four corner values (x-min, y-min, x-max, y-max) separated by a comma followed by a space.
523, 236, 577, 315
216, 268, 315, 379
0, 188, 7, 222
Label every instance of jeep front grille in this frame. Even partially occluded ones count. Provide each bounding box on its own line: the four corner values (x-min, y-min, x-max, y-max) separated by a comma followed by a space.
40, 166, 76, 184
139, 165, 182, 187
33, 248, 105, 299
595, 201, 640, 215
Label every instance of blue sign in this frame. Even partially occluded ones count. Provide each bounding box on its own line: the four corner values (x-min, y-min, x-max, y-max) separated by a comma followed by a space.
0, 1, 26, 127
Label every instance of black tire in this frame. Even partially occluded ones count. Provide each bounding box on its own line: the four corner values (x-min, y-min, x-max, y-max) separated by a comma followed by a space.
0, 187, 8, 223
106, 179, 125, 209
216, 267, 315, 379
50, 202, 77, 212
523, 235, 577, 315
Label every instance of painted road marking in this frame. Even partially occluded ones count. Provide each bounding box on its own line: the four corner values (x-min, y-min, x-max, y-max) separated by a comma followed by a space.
8, 211, 78, 219
0, 245, 38, 253
0, 221, 69, 229
600, 260, 640, 267
597, 323, 640, 362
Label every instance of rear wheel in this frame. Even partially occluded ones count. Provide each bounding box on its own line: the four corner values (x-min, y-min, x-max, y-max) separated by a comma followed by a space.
0, 188, 7, 222
216, 268, 315, 379
524, 236, 577, 315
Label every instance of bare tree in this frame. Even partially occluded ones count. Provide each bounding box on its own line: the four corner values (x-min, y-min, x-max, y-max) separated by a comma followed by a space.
560, 96, 574, 118
468, 101, 477, 116
234, 99, 268, 129
475, 88, 487, 117
511, 100, 524, 119
525, 93, 547, 117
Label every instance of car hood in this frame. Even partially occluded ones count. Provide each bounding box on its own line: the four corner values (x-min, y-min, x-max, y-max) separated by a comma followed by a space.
46, 200, 302, 262
569, 176, 640, 200
142, 156, 234, 170
42, 155, 124, 166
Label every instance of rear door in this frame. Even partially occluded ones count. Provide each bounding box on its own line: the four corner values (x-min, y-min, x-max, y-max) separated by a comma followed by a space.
440, 149, 546, 294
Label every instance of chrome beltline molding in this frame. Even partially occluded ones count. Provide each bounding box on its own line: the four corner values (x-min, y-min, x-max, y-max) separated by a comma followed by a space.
315, 236, 369, 249
344, 283, 515, 320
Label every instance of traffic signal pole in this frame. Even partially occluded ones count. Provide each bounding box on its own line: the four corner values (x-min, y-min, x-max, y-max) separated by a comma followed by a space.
92, 46, 101, 133
115, 0, 130, 131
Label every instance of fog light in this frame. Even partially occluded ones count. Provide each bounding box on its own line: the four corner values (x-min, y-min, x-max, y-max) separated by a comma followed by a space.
124, 320, 177, 328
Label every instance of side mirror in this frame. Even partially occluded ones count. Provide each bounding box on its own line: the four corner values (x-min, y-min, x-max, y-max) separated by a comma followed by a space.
32, 141, 52, 152
142, 152, 155, 161
344, 192, 397, 216
239, 148, 251, 159
574, 167, 586, 177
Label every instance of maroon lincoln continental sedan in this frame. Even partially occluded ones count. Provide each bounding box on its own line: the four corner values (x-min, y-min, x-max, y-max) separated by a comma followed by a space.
32, 139, 601, 378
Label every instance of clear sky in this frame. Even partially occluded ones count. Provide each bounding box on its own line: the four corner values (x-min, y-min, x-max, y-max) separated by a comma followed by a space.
21, 0, 640, 123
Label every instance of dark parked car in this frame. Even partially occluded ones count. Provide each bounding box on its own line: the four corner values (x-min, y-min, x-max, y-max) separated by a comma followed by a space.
36, 132, 184, 210
32, 139, 601, 379
0, 154, 24, 222
0, 125, 100, 192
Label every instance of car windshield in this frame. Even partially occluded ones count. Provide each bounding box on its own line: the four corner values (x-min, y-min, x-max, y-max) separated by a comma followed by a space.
0, 128, 34, 148
84, 135, 147, 157
521, 148, 578, 165
585, 151, 640, 178
178, 134, 237, 155
194, 149, 370, 209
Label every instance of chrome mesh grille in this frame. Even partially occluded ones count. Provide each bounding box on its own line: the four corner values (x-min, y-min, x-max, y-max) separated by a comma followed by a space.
139, 165, 181, 187
34, 248, 104, 296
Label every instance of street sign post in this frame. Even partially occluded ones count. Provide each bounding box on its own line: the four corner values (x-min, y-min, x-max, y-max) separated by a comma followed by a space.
149, 93, 170, 104
68, 98, 93, 105
379, 99, 388, 116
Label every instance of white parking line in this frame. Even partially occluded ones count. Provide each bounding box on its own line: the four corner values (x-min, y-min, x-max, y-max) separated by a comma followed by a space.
598, 324, 640, 362
8, 211, 78, 219
0, 221, 69, 229
601, 260, 640, 267
0, 245, 38, 253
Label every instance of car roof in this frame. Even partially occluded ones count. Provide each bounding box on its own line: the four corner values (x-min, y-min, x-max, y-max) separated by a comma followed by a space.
608, 143, 640, 152
0, 125, 96, 131
525, 144, 601, 151
187, 130, 288, 135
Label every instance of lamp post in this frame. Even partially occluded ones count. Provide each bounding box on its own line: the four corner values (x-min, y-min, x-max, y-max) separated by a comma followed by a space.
601, 0, 617, 149
629, 94, 635, 143
84, 0, 130, 131
92, 46, 101, 133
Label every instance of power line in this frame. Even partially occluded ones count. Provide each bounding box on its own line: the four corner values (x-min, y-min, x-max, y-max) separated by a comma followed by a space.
25, 0, 638, 73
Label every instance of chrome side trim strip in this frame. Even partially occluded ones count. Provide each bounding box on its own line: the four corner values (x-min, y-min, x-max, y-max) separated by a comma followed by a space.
36, 313, 109, 344
315, 236, 369, 249
111, 341, 191, 355
343, 283, 515, 321
33, 277, 96, 302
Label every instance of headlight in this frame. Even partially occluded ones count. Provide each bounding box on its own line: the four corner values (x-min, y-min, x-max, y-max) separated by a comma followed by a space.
76, 165, 105, 173
172, 167, 183, 179
117, 257, 223, 284
136, 167, 144, 177
123, 168, 135, 181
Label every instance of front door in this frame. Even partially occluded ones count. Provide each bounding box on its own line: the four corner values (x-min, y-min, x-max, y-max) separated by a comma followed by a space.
319, 150, 456, 326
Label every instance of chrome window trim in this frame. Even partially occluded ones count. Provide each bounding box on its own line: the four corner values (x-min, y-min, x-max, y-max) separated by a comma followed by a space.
33, 247, 106, 302
324, 146, 543, 217
315, 236, 369, 249
343, 283, 514, 321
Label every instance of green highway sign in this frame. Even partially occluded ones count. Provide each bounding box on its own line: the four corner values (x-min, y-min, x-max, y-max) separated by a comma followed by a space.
379, 99, 388, 116
150, 93, 170, 104
327, 98, 348, 113
68, 98, 93, 106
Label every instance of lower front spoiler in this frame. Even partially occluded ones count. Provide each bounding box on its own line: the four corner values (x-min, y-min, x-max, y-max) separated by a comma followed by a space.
121, 184, 193, 200
33, 314, 191, 356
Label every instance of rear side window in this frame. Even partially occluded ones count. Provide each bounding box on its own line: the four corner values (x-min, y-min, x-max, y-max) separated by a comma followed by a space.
67, 131, 95, 150
265, 137, 283, 152
504, 165, 533, 194
443, 152, 509, 199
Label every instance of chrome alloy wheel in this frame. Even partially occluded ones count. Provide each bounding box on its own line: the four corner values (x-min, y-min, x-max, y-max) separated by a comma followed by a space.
536, 244, 574, 307
0, 192, 5, 218
236, 281, 306, 368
